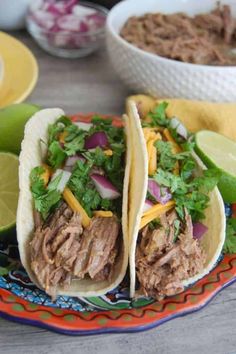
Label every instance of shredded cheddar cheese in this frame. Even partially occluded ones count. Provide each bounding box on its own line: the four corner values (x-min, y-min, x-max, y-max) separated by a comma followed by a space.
163, 128, 182, 153
104, 149, 113, 156
140, 201, 175, 229
93, 211, 113, 217
58, 131, 68, 144
63, 187, 91, 227
41, 164, 51, 186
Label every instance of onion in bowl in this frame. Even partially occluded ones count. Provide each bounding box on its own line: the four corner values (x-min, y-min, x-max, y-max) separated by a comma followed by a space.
26, 0, 108, 58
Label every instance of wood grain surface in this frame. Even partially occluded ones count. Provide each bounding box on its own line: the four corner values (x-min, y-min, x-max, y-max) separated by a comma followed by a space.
0, 31, 235, 354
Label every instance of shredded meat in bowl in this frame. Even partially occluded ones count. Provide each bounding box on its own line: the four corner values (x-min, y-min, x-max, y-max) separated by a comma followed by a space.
120, 5, 236, 66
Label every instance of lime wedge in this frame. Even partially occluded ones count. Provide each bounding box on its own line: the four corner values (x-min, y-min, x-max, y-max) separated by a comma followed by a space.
0, 152, 19, 239
195, 130, 236, 203
0, 103, 40, 155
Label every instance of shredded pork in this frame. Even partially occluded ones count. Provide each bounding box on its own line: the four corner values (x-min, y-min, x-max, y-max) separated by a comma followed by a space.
30, 203, 120, 297
120, 5, 236, 65
136, 209, 206, 300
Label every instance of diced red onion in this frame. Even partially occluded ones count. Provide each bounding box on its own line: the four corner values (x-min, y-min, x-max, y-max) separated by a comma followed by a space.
85, 132, 108, 149
63, 0, 78, 13
29, 0, 106, 50
170, 117, 188, 140
64, 155, 85, 170
143, 199, 154, 213
148, 179, 172, 205
44, 0, 77, 15
90, 167, 104, 175
50, 169, 71, 193
193, 222, 208, 240
31, 10, 56, 30
30, 1, 106, 35
72, 4, 97, 17
91, 174, 120, 200
74, 121, 92, 131
57, 14, 83, 32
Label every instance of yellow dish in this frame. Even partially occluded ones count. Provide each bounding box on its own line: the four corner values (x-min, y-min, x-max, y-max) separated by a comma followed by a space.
0, 32, 38, 108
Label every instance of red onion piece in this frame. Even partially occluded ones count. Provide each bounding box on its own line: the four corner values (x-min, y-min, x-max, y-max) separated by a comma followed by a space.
44, 0, 77, 15
31, 10, 56, 30
64, 155, 85, 171
63, 0, 78, 13
143, 199, 154, 213
148, 179, 172, 205
30, 0, 106, 48
170, 117, 188, 140
91, 174, 120, 200
57, 14, 82, 32
50, 169, 71, 193
85, 132, 108, 150
74, 121, 92, 131
72, 4, 97, 17
87, 13, 106, 30
193, 222, 208, 240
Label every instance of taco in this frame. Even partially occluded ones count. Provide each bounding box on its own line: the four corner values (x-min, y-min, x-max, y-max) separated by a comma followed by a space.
126, 98, 226, 300
17, 108, 130, 298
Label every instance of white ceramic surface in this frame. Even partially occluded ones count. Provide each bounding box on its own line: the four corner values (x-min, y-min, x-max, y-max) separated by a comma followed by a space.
106, 0, 236, 102
0, 0, 32, 30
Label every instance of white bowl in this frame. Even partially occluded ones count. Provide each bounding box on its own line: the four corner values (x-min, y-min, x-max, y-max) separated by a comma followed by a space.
0, 0, 32, 30
106, 0, 236, 102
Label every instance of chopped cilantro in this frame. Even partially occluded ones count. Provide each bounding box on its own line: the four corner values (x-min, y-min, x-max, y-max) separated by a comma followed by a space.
67, 159, 120, 217
47, 141, 67, 168
149, 219, 161, 230
223, 218, 236, 254
64, 131, 86, 156
57, 115, 73, 126
154, 164, 220, 222
173, 219, 180, 242
30, 166, 61, 219
144, 102, 169, 127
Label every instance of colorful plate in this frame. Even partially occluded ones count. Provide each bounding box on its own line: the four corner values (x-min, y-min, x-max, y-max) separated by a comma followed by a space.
0, 32, 38, 108
0, 204, 235, 335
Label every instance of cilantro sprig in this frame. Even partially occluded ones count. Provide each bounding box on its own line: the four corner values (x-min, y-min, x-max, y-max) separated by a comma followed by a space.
30, 166, 61, 220
223, 218, 236, 254
144, 101, 169, 127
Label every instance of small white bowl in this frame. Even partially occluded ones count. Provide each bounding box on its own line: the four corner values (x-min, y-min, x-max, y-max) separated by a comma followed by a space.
0, 0, 32, 30
106, 0, 236, 102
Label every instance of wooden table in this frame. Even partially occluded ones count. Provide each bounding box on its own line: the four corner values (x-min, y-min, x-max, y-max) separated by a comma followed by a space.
0, 31, 235, 354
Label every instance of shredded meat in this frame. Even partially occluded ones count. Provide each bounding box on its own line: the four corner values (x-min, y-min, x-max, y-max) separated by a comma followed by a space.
136, 209, 206, 300
30, 203, 120, 297
73, 216, 119, 280
120, 5, 236, 65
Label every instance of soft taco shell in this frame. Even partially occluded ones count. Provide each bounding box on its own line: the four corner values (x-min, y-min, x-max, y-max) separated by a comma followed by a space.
17, 108, 130, 297
126, 100, 226, 298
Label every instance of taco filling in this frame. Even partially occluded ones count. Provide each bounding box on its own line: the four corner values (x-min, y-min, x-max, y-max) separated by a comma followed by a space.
134, 102, 221, 300
29, 115, 126, 296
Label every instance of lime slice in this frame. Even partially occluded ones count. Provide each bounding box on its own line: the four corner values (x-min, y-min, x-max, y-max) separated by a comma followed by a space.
0, 103, 40, 154
195, 130, 236, 203
0, 152, 19, 240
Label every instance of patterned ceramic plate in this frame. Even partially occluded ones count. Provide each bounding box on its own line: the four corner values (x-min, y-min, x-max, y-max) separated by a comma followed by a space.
0, 201, 235, 334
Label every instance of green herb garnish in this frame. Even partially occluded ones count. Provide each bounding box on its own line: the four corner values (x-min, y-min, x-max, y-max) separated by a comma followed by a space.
223, 218, 236, 254
30, 166, 61, 219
